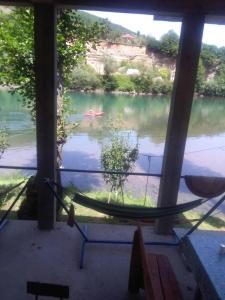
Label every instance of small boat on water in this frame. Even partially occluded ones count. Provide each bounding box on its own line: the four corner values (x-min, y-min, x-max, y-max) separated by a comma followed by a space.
84, 110, 104, 117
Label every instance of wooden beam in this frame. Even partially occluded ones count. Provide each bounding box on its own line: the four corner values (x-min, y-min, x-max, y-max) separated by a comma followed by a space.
1, 0, 225, 17
34, 3, 57, 229
155, 13, 205, 234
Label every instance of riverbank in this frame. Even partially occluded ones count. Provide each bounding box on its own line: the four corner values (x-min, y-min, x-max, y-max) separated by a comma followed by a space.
68, 87, 225, 99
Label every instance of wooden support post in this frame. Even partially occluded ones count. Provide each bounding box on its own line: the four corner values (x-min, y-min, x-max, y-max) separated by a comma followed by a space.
34, 4, 57, 229
156, 13, 205, 234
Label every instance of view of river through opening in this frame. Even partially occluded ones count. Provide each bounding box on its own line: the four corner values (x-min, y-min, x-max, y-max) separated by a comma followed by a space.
1, 91, 225, 208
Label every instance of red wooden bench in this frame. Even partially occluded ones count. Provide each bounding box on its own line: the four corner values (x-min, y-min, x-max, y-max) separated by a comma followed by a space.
128, 225, 183, 300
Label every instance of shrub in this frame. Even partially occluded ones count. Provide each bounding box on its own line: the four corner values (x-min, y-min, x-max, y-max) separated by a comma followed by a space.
101, 75, 118, 92
101, 119, 138, 202
114, 74, 135, 92
199, 81, 225, 97
68, 64, 101, 90
131, 74, 153, 93
103, 56, 118, 75
158, 67, 171, 81
152, 80, 172, 95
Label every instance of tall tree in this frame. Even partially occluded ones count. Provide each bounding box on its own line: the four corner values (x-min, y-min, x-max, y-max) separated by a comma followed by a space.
0, 7, 105, 165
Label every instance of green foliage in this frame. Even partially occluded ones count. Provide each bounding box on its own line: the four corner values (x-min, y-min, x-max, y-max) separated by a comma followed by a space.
145, 36, 160, 54
158, 67, 171, 81
101, 75, 118, 92
0, 174, 25, 209
0, 8, 106, 166
101, 119, 138, 201
68, 64, 101, 91
196, 58, 206, 91
131, 73, 153, 93
0, 8, 35, 115
152, 80, 172, 95
199, 81, 225, 97
215, 63, 225, 84
146, 30, 179, 58
0, 127, 8, 159
114, 74, 135, 92
159, 30, 179, 58
103, 56, 118, 75
201, 44, 219, 69
0, 8, 105, 117
77, 11, 135, 40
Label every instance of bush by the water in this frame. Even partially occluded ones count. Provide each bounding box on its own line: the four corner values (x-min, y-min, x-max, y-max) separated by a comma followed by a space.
68, 64, 101, 91
114, 74, 135, 92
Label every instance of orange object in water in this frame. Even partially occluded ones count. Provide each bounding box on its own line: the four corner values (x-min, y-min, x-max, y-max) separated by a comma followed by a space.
84, 110, 104, 117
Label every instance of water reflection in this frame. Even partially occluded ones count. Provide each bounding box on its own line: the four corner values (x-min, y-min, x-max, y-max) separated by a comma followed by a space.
1, 91, 225, 182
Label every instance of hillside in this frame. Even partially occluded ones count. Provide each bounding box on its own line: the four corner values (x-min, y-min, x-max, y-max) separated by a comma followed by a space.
78, 11, 135, 35
86, 41, 176, 79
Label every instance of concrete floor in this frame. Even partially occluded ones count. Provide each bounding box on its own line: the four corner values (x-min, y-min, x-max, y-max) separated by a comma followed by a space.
0, 220, 196, 300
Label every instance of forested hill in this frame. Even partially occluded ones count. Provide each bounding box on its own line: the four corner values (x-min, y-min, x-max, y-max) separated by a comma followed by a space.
78, 11, 135, 35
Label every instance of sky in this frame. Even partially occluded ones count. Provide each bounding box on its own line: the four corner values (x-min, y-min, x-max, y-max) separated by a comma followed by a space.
85, 11, 225, 47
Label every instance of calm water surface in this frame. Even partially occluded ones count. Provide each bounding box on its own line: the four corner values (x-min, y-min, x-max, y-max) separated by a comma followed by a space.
1, 91, 225, 201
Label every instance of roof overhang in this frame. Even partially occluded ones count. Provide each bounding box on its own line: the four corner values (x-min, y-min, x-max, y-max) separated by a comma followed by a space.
0, 0, 225, 19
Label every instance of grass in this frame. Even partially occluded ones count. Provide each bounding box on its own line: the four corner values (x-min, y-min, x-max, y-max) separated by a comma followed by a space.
0, 174, 26, 215
1, 178, 225, 231
177, 210, 225, 230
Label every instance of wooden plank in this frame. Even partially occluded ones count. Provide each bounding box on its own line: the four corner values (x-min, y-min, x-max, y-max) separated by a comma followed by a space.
156, 13, 205, 234
147, 254, 164, 300
157, 255, 183, 300
34, 3, 57, 229
136, 226, 155, 300
128, 229, 144, 293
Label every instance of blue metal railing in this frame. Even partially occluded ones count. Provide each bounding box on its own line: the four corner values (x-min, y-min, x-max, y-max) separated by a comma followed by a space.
0, 164, 186, 178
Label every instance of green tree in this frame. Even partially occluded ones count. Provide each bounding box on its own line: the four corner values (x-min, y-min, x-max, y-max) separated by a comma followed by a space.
159, 30, 179, 58
145, 36, 160, 54
201, 44, 219, 69
0, 8, 105, 165
103, 56, 118, 76
101, 56, 118, 92
101, 119, 138, 203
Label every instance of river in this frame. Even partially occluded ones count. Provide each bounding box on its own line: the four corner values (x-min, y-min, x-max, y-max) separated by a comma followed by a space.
1, 91, 225, 205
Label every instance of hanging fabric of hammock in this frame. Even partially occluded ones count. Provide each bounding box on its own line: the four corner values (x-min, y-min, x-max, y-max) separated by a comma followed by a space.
46, 175, 225, 222
72, 192, 206, 220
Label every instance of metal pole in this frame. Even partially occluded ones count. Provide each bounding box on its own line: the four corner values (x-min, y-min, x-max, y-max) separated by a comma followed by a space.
144, 155, 151, 206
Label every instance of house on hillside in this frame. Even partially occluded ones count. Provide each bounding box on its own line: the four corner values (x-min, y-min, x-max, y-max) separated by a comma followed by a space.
121, 33, 136, 42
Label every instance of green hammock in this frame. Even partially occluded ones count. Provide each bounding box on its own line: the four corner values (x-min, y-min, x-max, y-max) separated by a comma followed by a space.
49, 176, 225, 221
72, 192, 206, 219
